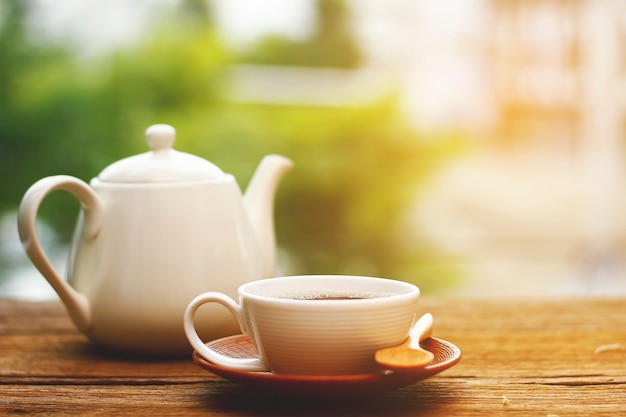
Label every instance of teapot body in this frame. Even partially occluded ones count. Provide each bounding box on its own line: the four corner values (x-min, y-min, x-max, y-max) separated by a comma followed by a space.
69, 177, 263, 355
17, 125, 292, 357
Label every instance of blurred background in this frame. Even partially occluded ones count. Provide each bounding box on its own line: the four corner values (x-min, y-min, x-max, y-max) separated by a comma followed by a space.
1, 0, 625, 299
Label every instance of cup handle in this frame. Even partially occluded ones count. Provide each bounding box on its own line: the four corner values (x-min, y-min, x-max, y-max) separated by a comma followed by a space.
18, 175, 104, 332
183, 292, 268, 372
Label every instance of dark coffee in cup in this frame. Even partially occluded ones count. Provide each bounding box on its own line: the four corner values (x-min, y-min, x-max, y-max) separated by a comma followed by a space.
274, 291, 393, 301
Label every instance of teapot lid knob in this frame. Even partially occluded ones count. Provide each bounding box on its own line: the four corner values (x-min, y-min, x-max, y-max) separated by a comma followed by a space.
96, 123, 225, 183
146, 124, 175, 152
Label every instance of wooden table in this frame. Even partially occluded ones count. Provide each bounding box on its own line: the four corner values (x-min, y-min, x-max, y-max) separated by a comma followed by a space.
1, 297, 625, 416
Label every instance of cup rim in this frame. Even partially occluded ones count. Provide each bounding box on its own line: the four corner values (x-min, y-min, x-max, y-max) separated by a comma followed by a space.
238, 275, 419, 305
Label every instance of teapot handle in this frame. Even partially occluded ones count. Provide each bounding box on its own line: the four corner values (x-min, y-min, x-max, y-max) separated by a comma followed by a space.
18, 175, 104, 332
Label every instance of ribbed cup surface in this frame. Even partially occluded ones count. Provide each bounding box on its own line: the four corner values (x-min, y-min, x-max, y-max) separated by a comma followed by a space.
239, 276, 419, 375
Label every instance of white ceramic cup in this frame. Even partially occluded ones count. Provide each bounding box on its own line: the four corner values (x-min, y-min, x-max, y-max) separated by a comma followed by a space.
183, 275, 420, 375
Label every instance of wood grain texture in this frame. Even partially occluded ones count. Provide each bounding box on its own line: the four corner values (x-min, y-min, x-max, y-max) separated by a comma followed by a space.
1, 297, 625, 416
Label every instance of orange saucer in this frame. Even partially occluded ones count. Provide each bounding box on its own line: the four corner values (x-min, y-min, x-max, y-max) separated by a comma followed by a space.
192, 334, 461, 397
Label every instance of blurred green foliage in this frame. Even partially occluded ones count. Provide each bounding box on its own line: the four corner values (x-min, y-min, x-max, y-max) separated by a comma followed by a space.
242, 0, 362, 68
0, 0, 467, 293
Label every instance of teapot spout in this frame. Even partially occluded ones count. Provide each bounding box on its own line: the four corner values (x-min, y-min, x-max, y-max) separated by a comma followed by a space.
243, 155, 293, 278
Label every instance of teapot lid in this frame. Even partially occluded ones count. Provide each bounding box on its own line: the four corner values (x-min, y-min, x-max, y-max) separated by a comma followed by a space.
97, 124, 224, 183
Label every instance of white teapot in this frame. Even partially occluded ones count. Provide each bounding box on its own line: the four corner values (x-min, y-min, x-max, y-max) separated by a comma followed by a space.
18, 124, 292, 356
